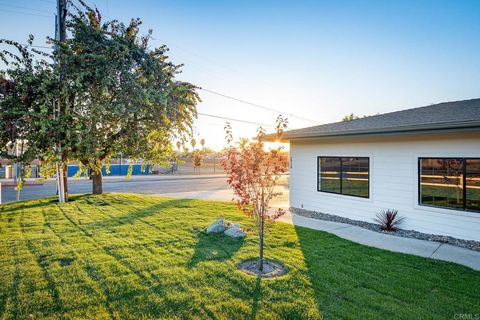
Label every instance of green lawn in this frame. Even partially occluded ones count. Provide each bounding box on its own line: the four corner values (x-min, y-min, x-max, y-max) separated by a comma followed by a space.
0, 194, 479, 319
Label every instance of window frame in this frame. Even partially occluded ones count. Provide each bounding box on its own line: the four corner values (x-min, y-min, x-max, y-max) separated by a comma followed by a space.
418, 157, 480, 213
317, 156, 370, 199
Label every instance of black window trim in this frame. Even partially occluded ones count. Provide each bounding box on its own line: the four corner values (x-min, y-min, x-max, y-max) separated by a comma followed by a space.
317, 156, 370, 199
418, 157, 480, 213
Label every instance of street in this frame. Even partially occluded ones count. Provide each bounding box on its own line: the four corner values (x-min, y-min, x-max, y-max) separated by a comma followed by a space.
1, 175, 229, 203
1, 175, 289, 209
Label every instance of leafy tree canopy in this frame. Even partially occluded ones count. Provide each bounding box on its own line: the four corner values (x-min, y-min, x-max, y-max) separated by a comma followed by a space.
342, 113, 360, 122
59, 2, 199, 181
1, 1, 200, 194
0, 36, 57, 184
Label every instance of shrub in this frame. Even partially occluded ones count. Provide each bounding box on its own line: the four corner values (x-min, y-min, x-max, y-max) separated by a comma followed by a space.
374, 209, 405, 231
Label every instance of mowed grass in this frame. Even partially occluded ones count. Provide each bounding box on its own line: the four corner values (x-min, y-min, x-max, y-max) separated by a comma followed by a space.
0, 194, 479, 319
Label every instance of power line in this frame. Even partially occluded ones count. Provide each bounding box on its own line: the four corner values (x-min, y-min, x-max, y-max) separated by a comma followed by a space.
0, 8, 52, 18
0, 2, 53, 14
29, 44, 53, 50
156, 40, 318, 124
0, 43, 53, 50
17, 43, 53, 50
199, 87, 318, 124
197, 112, 273, 127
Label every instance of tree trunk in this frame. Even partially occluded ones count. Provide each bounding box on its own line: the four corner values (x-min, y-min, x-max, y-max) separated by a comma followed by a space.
92, 171, 103, 194
63, 165, 69, 201
258, 214, 264, 272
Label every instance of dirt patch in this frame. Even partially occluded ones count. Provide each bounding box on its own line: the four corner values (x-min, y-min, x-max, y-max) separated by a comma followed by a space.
237, 259, 288, 278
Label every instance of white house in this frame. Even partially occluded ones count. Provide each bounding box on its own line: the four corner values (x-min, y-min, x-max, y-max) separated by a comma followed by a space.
277, 99, 480, 241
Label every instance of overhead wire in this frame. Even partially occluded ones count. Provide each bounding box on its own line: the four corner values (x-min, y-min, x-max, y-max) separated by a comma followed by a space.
153, 38, 319, 125
200, 87, 317, 124
0, 8, 52, 18
0, 2, 53, 14
197, 112, 273, 127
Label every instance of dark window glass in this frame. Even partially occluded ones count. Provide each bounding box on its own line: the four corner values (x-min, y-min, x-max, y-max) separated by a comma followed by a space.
419, 158, 480, 212
466, 159, 480, 211
319, 157, 341, 194
318, 157, 369, 198
420, 158, 464, 209
342, 157, 369, 198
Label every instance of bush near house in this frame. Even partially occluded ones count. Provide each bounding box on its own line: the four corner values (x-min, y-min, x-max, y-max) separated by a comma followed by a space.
374, 209, 405, 231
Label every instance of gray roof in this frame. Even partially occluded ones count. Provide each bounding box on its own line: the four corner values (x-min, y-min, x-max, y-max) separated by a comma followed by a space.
273, 98, 480, 141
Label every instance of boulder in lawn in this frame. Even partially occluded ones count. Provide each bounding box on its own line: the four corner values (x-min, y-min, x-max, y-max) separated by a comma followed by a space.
224, 226, 246, 239
206, 217, 226, 234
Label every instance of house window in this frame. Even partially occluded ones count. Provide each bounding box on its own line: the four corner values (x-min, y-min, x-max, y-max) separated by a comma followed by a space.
318, 157, 369, 198
419, 158, 480, 212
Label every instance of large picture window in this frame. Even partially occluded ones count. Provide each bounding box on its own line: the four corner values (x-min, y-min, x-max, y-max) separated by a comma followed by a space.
318, 157, 369, 198
419, 158, 480, 212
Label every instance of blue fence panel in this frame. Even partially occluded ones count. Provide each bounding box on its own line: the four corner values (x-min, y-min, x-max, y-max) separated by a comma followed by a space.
67, 165, 85, 177
67, 164, 152, 177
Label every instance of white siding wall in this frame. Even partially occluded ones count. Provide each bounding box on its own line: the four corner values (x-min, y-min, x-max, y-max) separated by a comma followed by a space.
289, 132, 480, 241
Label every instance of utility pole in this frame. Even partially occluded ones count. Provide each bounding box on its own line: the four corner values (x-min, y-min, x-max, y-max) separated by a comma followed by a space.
54, 0, 67, 203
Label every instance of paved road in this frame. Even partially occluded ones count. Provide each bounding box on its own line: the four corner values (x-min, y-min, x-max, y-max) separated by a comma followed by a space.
1, 175, 232, 203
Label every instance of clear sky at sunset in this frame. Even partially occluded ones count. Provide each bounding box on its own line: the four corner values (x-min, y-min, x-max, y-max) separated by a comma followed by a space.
1, 0, 480, 150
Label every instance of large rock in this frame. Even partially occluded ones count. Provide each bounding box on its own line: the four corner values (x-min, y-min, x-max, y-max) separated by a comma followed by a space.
224, 226, 246, 239
206, 217, 226, 234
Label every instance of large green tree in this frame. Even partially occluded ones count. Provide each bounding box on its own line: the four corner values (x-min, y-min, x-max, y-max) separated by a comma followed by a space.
0, 37, 57, 190
1, 3, 199, 198
57, 3, 199, 194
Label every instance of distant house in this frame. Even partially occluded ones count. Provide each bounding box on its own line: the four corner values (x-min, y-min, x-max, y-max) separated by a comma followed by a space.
275, 99, 480, 241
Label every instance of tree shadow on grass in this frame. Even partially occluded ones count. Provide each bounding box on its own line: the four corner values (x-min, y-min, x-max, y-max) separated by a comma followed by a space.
84, 198, 195, 230
0, 194, 94, 213
0, 198, 56, 213
187, 231, 244, 268
248, 277, 262, 320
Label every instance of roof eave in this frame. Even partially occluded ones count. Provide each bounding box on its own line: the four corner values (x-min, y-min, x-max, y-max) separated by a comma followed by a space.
269, 120, 480, 142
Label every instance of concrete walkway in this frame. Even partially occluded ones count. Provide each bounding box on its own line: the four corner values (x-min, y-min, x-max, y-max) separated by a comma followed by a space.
278, 213, 480, 271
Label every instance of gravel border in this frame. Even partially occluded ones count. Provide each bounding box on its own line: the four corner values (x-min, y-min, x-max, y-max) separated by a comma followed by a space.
291, 207, 480, 252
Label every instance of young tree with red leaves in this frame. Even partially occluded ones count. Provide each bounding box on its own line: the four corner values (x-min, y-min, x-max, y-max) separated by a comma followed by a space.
192, 150, 203, 174
221, 116, 289, 271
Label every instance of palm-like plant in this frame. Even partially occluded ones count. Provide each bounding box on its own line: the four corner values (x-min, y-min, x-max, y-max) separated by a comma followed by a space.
374, 209, 405, 231
191, 138, 196, 151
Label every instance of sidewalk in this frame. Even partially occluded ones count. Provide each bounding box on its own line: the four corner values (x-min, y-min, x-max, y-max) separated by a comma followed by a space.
278, 213, 480, 271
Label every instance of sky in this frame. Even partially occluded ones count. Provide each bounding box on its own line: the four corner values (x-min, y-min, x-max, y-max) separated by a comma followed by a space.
1, 0, 480, 150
